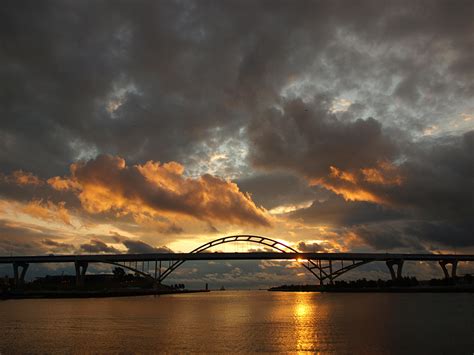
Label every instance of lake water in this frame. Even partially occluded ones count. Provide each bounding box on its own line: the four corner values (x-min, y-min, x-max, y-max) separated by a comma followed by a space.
0, 291, 473, 354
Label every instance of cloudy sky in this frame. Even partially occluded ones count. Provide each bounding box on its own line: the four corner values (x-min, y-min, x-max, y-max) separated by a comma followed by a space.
1, 0, 473, 286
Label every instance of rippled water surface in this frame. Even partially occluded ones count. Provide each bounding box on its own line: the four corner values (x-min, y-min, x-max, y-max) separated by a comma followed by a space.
1, 291, 473, 354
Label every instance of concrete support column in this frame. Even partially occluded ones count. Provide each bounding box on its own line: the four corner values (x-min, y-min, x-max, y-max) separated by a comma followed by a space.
439, 261, 449, 279
75, 261, 88, 287
439, 260, 458, 279
13, 262, 29, 286
386, 260, 404, 280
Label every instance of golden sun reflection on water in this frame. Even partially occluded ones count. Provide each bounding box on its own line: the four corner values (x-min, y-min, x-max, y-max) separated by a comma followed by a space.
0, 292, 473, 353
292, 292, 327, 354
295, 299, 309, 318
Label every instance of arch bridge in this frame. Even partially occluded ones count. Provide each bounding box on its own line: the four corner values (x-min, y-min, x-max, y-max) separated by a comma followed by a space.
1, 235, 472, 287
154, 235, 372, 285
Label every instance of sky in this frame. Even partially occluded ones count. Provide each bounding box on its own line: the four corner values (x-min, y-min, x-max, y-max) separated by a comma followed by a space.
0, 0, 473, 287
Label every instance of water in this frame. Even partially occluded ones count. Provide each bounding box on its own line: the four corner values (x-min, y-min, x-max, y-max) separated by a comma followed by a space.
0, 291, 473, 354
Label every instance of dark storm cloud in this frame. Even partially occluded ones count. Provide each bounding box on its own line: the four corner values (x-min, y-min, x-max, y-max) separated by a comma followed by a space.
291, 194, 405, 226
1, 0, 472, 176
122, 239, 173, 254
251, 97, 473, 249
237, 172, 317, 210
391, 132, 474, 220
0, 238, 40, 256
1, 0, 473, 256
352, 219, 474, 251
249, 98, 400, 178
41, 238, 75, 253
80, 239, 120, 254
295, 241, 327, 253
0, 218, 64, 255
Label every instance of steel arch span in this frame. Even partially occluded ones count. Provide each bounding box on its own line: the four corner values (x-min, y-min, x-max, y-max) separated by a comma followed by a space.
156, 235, 373, 284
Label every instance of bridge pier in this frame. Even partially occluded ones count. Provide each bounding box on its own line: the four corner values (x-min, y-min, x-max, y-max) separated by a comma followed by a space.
439, 260, 458, 279
13, 262, 29, 286
75, 261, 88, 287
386, 260, 404, 280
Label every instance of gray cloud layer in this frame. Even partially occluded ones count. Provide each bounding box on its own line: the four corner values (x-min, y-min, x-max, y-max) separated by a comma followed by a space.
2, 1, 472, 173
1, 0, 473, 253
251, 97, 473, 248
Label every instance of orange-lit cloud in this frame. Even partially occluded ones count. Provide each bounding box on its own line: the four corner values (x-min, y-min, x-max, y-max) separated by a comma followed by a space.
360, 161, 402, 186
49, 155, 271, 227
311, 161, 403, 204
329, 166, 357, 184
21, 200, 72, 226
3, 170, 43, 186
46, 176, 81, 191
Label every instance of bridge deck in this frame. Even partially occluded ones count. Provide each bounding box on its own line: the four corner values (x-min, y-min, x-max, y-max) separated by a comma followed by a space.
1, 252, 473, 264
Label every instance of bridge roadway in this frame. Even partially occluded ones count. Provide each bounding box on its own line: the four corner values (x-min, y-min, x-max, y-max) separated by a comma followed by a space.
1, 252, 474, 264
2, 251, 473, 286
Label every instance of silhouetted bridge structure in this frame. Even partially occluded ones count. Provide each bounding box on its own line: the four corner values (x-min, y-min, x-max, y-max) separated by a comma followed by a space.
1, 235, 472, 287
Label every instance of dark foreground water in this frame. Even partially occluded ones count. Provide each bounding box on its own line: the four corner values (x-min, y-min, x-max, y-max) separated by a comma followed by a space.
0, 291, 473, 354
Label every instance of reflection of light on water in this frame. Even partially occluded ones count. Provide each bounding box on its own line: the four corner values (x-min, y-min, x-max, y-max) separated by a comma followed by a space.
295, 302, 309, 318
294, 293, 318, 354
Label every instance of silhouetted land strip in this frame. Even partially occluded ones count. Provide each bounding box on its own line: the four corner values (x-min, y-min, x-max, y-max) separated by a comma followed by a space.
269, 285, 474, 293
1, 288, 209, 299
1, 270, 208, 299
269, 276, 474, 293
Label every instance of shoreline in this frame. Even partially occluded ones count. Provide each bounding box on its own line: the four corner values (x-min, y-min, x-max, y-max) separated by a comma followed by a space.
268, 285, 474, 293
1, 288, 209, 300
